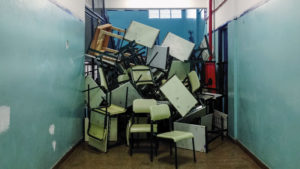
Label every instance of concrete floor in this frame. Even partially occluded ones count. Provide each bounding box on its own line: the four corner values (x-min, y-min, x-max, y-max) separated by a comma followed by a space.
56, 138, 261, 169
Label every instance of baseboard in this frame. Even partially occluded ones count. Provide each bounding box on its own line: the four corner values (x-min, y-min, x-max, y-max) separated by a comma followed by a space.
52, 139, 83, 169
228, 136, 269, 169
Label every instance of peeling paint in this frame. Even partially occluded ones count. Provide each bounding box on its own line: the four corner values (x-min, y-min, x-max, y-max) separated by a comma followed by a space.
65, 40, 69, 49
49, 124, 55, 135
52, 140, 56, 151
0, 106, 10, 134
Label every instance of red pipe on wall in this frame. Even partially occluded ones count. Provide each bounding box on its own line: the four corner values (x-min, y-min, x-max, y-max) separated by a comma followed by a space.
209, 0, 213, 61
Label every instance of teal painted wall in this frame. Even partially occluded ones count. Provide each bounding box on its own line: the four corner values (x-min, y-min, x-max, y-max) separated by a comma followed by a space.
0, 1, 85, 169
226, 0, 300, 168
107, 10, 205, 45
227, 21, 239, 139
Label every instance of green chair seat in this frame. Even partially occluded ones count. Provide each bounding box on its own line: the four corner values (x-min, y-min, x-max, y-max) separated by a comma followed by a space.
157, 131, 194, 142
118, 74, 130, 83
130, 124, 157, 133
94, 104, 126, 115
89, 125, 107, 140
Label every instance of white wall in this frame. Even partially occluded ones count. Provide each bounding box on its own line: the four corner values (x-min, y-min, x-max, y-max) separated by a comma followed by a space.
86, 0, 104, 9
86, 0, 93, 8
50, 0, 85, 21
104, 0, 208, 9
213, 0, 270, 29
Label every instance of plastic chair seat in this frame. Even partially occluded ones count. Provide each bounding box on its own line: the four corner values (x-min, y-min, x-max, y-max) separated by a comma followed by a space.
118, 74, 130, 83
89, 125, 107, 140
94, 104, 126, 116
130, 124, 157, 133
157, 131, 194, 142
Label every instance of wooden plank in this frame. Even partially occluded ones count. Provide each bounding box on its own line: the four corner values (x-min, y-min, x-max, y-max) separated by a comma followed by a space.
103, 30, 123, 40
104, 47, 119, 53
97, 24, 112, 30
103, 47, 131, 57
96, 30, 105, 52
112, 26, 125, 33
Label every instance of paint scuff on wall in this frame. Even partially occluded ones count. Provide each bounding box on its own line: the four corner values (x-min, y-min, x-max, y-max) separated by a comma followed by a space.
0, 106, 10, 134
52, 140, 56, 151
49, 124, 55, 135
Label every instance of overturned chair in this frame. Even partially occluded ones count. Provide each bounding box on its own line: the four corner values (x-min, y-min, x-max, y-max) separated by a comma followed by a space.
84, 75, 127, 152
130, 65, 162, 98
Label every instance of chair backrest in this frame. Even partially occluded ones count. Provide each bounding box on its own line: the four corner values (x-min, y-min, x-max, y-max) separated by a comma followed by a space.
150, 104, 171, 121
90, 110, 106, 128
131, 65, 154, 86
133, 99, 157, 113
188, 71, 200, 93
167, 60, 190, 81
99, 67, 108, 90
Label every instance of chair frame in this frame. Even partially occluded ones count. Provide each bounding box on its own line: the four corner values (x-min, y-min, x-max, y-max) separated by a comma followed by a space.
150, 107, 196, 169
84, 73, 129, 151
129, 99, 157, 158
131, 66, 155, 85
130, 65, 160, 98
186, 70, 228, 153
84, 84, 110, 142
129, 112, 151, 156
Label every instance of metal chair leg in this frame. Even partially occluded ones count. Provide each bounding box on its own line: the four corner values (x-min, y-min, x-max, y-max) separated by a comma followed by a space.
192, 138, 196, 162
150, 132, 153, 161
130, 133, 133, 156
107, 116, 111, 152
137, 133, 140, 148
174, 142, 178, 169
221, 118, 224, 141
169, 141, 173, 156
205, 127, 208, 153
155, 137, 158, 156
